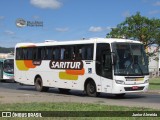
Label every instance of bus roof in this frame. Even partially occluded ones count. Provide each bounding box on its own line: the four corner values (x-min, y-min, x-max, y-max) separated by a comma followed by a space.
15, 38, 142, 48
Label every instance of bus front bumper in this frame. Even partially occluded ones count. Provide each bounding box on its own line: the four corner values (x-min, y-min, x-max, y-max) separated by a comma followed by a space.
111, 83, 149, 94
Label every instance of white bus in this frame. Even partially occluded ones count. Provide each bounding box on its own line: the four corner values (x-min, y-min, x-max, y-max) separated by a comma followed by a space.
14, 38, 149, 97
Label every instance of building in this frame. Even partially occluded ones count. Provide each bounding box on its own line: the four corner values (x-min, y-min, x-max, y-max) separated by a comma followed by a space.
0, 53, 14, 59
147, 46, 159, 77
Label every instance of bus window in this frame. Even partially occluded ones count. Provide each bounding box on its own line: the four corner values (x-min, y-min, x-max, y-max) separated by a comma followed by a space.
36, 47, 45, 60
60, 48, 65, 60
45, 47, 52, 60
70, 46, 76, 60
23, 48, 28, 60
3, 59, 14, 74
53, 48, 60, 60
86, 46, 93, 60
76, 45, 83, 60
76, 44, 93, 60
33, 48, 37, 60
27, 48, 33, 60
16, 48, 23, 60
16, 48, 20, 60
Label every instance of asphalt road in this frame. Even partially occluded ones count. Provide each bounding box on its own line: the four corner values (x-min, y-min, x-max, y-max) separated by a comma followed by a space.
0, 82, 160, 110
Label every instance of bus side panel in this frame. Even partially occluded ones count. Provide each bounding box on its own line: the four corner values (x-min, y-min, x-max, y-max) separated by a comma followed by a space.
101, 77, 113, 93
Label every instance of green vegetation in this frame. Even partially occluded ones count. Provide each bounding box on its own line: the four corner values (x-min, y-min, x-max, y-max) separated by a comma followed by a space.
149, 77, 160, 90
0, 102, 155, 111
0, 47, 14, 53
0, 102, 159, 120
106, 12, 160, 58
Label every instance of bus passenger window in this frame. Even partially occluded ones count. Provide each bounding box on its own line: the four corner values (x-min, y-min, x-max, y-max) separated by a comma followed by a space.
86, 47, 93, 60
77, 49, 82, 60
33, 48, 37, 60
53, 48, 60, 60
16, 48, 22, 60
60, 48, 65, 60
28, 48, 33, 60
23, 49, 28, 60
45, 47, 52, 60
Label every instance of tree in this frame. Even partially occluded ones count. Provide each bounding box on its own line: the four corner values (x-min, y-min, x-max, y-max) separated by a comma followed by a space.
106, 12, 160, 57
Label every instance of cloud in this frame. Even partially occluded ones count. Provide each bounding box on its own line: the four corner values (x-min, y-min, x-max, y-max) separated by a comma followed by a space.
30, 0, 62, 9
122, 11, 130, 17
149, 10, 160, 15
105, 26, 114, 31
153, 1, 160, 6
89, 26, 103, 32
55, 27, 69, 32
32, 15, 40, 19
4, 30, 15, 35
89, 26, 113, 32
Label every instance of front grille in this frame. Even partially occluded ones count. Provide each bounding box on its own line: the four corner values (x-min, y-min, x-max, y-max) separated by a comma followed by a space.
124, 86, 144, 91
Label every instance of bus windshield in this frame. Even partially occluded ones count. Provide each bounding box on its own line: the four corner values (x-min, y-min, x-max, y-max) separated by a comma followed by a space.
3, 59, 14, 74
112, 43, 149, 76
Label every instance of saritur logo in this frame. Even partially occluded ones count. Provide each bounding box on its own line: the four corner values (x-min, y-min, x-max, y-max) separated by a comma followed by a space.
16, 18, 43, 28
49, 60, 83, 70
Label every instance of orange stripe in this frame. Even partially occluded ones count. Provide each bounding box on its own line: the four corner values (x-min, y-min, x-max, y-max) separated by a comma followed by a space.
24, 60, 36, 68
66, 68, 85, 75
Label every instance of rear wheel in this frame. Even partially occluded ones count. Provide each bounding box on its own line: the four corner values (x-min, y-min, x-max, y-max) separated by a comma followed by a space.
86, 80, 98, 97
35, 77, 49, 92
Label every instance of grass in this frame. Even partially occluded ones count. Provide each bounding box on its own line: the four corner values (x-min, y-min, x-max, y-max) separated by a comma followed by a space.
149, 77, 160, 90
0, 102, 154, 111
0, 102, 159, 120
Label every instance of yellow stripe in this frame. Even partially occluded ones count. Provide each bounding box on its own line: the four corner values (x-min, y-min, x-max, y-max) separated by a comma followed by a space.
16, 60, 29, 71
59, 72, 78, 80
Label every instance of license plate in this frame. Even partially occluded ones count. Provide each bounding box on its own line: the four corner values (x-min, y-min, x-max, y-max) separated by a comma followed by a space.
132, 86, 139, 90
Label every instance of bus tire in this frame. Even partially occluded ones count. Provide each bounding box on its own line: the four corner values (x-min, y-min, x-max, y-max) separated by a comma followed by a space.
86, 80, 98, 97
35, 77, 49, 92
59, 88, 70, 94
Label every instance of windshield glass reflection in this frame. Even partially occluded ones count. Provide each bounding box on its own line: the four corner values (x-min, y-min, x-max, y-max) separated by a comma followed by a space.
3, 59, 14, 74
112, 43, 149, 76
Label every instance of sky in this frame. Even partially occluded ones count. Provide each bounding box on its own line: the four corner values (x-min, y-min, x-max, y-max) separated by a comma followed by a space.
0, 0, 160, 47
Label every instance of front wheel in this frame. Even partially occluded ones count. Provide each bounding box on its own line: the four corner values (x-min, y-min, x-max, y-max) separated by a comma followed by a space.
35, 77, 49, 92
86, 80, 98, 97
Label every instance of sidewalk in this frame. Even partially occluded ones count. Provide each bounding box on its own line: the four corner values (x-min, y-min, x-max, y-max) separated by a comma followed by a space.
147, 90, 160, 94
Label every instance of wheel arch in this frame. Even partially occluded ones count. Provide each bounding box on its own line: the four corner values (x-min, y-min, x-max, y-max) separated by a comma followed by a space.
34, 74, 42, 84
84, 77, 96, 91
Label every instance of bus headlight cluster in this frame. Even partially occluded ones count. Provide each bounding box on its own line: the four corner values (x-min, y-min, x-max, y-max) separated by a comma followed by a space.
115, 80, 125, 84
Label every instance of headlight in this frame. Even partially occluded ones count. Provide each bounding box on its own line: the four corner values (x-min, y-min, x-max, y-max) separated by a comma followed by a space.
115, 80, 125, 84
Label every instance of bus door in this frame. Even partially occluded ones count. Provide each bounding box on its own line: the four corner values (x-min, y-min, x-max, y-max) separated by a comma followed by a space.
0, 61, 3, 79
96, 43, 113, 93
